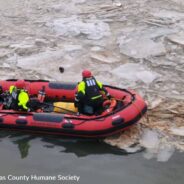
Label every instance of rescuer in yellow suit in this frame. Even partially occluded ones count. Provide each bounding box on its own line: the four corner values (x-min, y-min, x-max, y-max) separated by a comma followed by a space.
74, 70, 111, 115
7, 85, 30, 111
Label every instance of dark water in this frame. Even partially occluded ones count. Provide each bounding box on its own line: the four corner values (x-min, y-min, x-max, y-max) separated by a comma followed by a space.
0, 130, 184, 184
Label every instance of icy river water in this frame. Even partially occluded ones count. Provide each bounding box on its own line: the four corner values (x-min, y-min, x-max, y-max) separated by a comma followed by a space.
0, 131, 184, 184
0, 0, 184, 183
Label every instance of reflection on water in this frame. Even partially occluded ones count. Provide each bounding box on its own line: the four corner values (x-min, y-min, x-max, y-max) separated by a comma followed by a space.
0, 130, 136, 159
0, 128, 177, 162
0, 131, 34, 159
13, 136, 33, 159
0, 130, 184, 184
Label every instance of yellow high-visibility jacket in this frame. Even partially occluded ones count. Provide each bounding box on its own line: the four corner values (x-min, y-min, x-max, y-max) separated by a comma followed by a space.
9, 85, 29, 110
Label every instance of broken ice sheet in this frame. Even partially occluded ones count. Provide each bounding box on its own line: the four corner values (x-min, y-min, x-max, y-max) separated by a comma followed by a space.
147, 96, 163, 110
111, 63, 160, 84
50, 1, 83, 14
151, 9, 184, 21
117, 26, 177, 59
118, 37, 166, 59
122, 145, 143, 153
166, 32, 184, 46
62, 44, 82, 52
140, 129, 160, 149
169, 127, 184, 136
90, 51, 120, 64
157, 144, 175, 162
140, 129, 163, 160
48, 16, 111, 40
140, 129, 175, 162
104, 125, 141, 153
10, 43, 36, 56
72, 0, 86, 4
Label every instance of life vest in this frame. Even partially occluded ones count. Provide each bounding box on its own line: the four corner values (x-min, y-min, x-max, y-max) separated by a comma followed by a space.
101, 99, 117, 116
8, 88, 29, 110
18, 90, 29, 110
83, 77, 102, 101
6, 88, 20, 109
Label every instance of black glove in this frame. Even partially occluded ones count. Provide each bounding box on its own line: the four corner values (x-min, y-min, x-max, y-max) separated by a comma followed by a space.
74, 101, 79, 108
106, 94, 112, 99
0, 85, 3, 94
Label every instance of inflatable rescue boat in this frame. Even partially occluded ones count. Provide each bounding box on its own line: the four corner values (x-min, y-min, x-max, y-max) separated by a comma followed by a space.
0, 79, 147, 138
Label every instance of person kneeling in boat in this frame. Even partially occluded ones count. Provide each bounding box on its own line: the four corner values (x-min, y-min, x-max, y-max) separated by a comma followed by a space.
74, 69, 111, 115
5, 85, 30, 112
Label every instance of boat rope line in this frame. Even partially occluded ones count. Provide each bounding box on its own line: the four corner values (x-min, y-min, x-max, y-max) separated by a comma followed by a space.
0, 111, 33, 116
72, 117, 107, 126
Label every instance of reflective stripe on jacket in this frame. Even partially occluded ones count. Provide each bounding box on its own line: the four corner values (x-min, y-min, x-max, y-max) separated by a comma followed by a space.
77, 77, 103, 101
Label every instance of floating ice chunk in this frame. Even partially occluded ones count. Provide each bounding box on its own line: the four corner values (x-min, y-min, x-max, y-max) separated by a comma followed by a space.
123, 145, 143, 153
157, 145, 175, 162
10, 43, 36, 56
10, 44, 35, 51
118, 37, 166, 59
72, 0, 86, 4
90, 52, 120, 63
90, 46, 103, 52
117, 27, 174, 59
112, 1, 122, 7
0, 49, 10, 59
50, 2, 82, 14
152, 7, 184, 19
167, 32, 184, 46
140, 129, 175, 162
17, 50, 65, 69
62, 44, 82, 52
112, 63, 160, 84
148, 98, 163, 109
34, 39, 48, 47
170, 0, 184, 5
16, 51, 67, 80
50, 17, 80, 36
49, 16, 111, 40
2, 63, 11, 68
140, 129, 160, 149
169, 127, 184, 136
140, 129, 159, 160
104, 125, 141, 152
15, 49, 84, 80
143, 149, 156, 160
